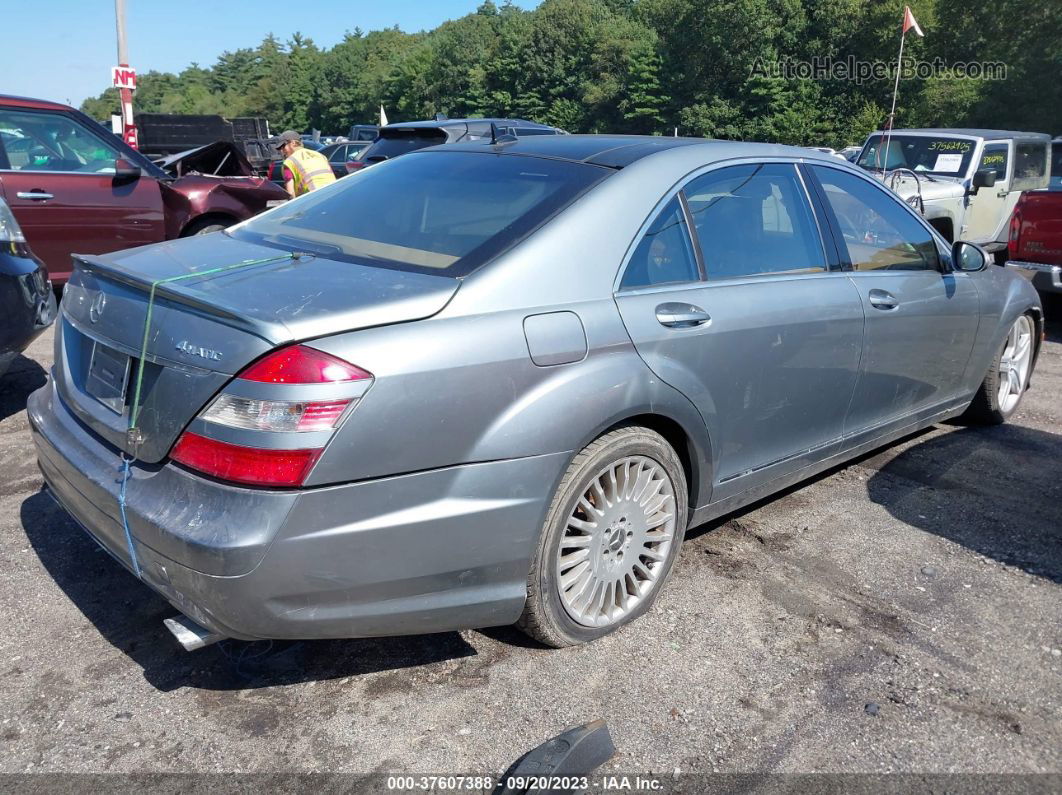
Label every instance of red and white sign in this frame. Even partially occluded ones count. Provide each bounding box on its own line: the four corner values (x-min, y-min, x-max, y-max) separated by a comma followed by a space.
112, 66, 137, 90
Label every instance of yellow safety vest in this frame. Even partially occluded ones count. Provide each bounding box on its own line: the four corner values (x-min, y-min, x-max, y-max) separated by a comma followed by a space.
283, 147, 337, 195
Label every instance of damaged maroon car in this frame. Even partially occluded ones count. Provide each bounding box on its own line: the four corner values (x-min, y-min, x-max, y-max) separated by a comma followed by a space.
0, 95, 287, 284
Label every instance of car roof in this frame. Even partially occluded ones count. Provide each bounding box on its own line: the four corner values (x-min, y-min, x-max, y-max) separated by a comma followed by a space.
383, 117, 556, 131
882, 128, 1052, 141
438, 134, 839, 169
0, 94, 76, 112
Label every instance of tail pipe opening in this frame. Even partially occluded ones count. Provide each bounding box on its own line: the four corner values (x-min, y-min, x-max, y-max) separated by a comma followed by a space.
163, 614, 224, 652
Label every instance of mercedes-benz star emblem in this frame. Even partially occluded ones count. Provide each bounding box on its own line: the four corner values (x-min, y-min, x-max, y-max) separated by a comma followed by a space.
88, 292, 107, 323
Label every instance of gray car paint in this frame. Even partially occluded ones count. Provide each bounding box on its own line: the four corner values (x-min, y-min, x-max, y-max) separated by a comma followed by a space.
28, 137, 1042, 642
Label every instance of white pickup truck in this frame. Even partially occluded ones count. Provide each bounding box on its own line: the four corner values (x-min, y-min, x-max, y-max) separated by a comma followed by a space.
854, 128, 1051, 261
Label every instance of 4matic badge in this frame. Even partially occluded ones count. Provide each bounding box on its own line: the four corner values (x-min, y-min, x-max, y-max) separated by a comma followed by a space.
175, 340, 223, 361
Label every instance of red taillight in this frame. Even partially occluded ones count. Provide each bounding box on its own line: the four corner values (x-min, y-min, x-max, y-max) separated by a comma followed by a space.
170, 346, 373, 487
1009, 206, 1022, 246
171, 432, 322, 487
239, 345, 372, 384
345, 161, 366, 172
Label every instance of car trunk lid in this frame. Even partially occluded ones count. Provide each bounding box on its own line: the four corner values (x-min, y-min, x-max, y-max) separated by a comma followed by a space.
56, 233, 459, 463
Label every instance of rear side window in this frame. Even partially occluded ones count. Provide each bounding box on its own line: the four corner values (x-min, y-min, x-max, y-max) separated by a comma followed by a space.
363, 129, 447, 161
684, 163, 826, 281
234, 151, 609, 276
620, 197, 699, 290
812, 166, 939, 271
1012, 142, 1049, 191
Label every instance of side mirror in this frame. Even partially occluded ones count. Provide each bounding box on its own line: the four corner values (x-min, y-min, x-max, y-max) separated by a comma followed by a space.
114, 158, 141, 182
952, 240, 988, 272
971, 169, 997, 191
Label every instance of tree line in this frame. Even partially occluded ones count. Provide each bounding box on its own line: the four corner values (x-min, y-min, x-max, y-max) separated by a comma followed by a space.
81, 0, 1060, 149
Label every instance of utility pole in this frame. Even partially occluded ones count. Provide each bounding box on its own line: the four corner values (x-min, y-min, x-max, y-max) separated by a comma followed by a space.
115, 0, 138, 148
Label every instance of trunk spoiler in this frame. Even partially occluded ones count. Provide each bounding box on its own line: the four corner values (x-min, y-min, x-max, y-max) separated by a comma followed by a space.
72, 252, 299, 344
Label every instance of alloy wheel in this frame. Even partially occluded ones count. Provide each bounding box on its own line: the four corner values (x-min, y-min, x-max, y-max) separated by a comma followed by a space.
556, 455, 677, 628
997, 315, 1033, 414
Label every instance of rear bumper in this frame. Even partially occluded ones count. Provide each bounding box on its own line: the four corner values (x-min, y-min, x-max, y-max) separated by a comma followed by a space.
28, 378, 564, 641
1006, 260, 1062, 294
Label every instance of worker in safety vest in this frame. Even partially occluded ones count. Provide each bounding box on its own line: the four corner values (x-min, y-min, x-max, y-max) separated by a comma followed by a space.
275, 130, 336, 198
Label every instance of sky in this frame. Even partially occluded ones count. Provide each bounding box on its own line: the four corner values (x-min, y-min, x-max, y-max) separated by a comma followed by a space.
5, 0, 541, 108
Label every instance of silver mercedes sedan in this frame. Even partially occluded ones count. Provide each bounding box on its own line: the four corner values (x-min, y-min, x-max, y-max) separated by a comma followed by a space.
28, 136, 1043, 649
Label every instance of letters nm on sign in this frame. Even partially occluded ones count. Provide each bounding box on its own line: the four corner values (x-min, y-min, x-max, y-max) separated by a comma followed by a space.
112, 66, 137, 90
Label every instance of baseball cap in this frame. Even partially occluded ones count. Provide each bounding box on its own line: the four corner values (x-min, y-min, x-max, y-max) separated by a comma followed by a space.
274, 130, 301, 150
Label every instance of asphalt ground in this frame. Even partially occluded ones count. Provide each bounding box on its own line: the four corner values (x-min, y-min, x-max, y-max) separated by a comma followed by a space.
0, 302, 1059, 782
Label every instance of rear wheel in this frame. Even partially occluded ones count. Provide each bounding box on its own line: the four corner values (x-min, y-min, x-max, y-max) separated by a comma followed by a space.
963, 313, 1035, 424
517, 426, 688, 647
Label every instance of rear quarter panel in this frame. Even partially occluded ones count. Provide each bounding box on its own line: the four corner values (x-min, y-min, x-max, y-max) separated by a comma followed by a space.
306, 298, 713, 514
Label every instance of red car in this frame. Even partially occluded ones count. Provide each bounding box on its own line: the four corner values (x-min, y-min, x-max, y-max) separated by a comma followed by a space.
0, 95, 287, 284
1006, 138, 1062, 299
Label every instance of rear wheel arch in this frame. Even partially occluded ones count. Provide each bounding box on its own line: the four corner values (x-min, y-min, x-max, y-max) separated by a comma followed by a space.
601, 414, 699, 514
568, 409, 710, 521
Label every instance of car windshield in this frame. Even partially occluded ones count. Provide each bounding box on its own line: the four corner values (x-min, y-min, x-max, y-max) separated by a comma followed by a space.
857, 134, 975, 176
232, 150, 609, 276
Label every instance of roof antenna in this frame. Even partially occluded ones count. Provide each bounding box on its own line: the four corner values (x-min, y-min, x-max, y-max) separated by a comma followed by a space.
490, 122, 518, 146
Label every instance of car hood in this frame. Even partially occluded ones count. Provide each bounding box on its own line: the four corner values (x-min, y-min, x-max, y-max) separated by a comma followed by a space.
155, 140, 254, 177
871, 171, 967, 202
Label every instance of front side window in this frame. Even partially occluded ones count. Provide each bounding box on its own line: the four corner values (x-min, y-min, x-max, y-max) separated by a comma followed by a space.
812, 166, 939, 271
684, 163, 825, 281
233, 150, 609, 276
979, 143, 1009, 181
619, 197, 699, 290
0, 109, 124, 173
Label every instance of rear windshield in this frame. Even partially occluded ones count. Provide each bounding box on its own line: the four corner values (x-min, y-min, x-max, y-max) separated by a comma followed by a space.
363, 129, 447, 161
232, 150, 609, 276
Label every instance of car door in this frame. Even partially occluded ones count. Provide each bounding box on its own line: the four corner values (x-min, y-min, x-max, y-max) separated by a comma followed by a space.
807, 164, 979, 438
963, 140, 1012, 243
0, 106, 165, 283
615, 162, 865, 500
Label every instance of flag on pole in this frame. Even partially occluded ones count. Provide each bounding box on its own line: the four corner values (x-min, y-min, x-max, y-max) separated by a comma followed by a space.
379, 105, 389, 127
903, 6, 924, 37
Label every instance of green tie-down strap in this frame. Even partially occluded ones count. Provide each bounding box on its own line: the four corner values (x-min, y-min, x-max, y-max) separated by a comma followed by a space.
126, 252, 303, 448
116, 250, 303, 580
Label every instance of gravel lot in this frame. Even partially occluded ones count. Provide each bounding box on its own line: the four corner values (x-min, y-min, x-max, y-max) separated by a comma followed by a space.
1, 304, 1059, 779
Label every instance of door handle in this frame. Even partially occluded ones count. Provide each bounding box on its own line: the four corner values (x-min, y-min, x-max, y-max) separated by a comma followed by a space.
16, 191, 53, 201
655, 302, 711, 328
996, 189, 1008, 198
868, 289, 899, 310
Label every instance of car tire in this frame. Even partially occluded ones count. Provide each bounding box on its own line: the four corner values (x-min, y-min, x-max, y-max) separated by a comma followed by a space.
517, 426, 688, 648
962, 312, 1036, 425
184, 219, 230, 236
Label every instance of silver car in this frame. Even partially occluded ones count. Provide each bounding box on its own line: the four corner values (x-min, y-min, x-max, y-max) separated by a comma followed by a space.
28, 136, 1043, 649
